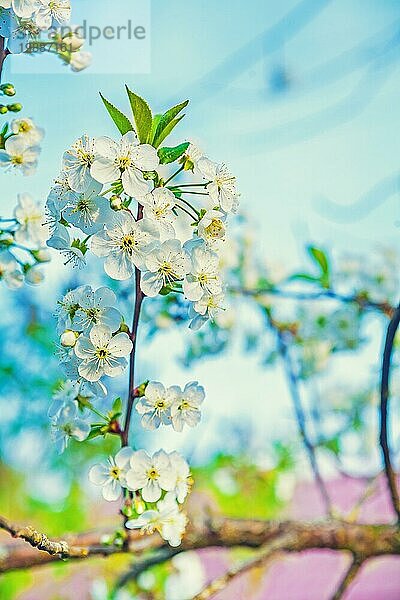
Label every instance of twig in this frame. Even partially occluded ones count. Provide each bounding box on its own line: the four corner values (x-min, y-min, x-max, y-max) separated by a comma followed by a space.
121, 204, 144, 447
379, 303, 400, 522
116, 547, 179, 588
273, 323, 333, 516
192, 535, 292, 600
0, 37, 10, 82
331, 555, 363, 600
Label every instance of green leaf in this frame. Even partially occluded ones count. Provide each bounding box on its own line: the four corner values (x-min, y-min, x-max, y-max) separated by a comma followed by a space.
87, 425, 104, 440
112, 396, 122, 415
154, 115, 185, 148
99, 92, 133, 135
149, 114, 162, 143
153, 99, 189, 147
125, 86, 152, 143
158, 142, 189, 164
308, 246, 329, 276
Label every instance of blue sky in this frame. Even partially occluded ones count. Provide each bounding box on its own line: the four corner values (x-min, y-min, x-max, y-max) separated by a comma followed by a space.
1, 0, 400, 476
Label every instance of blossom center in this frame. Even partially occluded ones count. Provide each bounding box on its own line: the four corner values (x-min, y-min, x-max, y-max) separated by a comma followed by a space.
110, 467, 120, 480
118, 156, 132, 170
120, 234, 137, 252
147, 468, 159, 480
18, 121, 32, 134
11, 155, 23, 165
205, 219, 224, 238
96, 347, 109, 360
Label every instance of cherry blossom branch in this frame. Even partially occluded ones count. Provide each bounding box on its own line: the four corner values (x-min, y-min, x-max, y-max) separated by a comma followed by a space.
331, 555, 364, 600
379, 302, 400, 521
271, 321, 333, 516
2, 516, 400, 573
0, 37, 10, 81
121, 204, 144, 447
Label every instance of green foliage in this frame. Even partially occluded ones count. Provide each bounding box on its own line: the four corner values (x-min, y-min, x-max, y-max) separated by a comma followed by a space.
125, 85, 152, 143
99, 92, 133, 136
151, 99, 189, 148
158, 142, 189, 164
291, 245, 331, 289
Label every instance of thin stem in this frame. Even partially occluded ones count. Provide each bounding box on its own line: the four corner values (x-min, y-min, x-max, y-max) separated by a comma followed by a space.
272, 321, 332, 517
177, 195, 200, 217
379, 302, 400, 522
121, 204, 144, 447
331, 556, 363, 600
100, 187, 114, 197
175, 203, 198, 221
170, 182, 208, 188
87, 404, 108, 422
178, 190, 207, 196
164, 165, 184, 186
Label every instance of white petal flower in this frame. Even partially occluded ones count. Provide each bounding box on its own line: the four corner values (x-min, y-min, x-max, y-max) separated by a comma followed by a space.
62, 135, 96, 192
189, 291, 225, 330
0, 135, 40, 175
12, 0, 38, 18
183, 143, 204, 171
46, 223, 86, 268
135, 381, 180, 430
126, 493, 187, 547
91, 212, 159, 280
89, 447, 133, 501
125, 449, 176, 502
14, 193, 48, 246
56, 284, 91, 333
141, 187, 176, 241
62, 181, 114, 235
71, 286, 122, 333
197, 209, 226, 247
0, 251, 23, 289
171, 382, 204, 432
11, 118, 44, 146
74, 324, 132, 382
50, 400, 90, 454
183, 244, 223, 301
141, 239, 191, 297
69, 50, 92, 72
169, 452, 192, 504
198, 158, 239, 213
34, 0, 70, 30
90, 132, 159, 198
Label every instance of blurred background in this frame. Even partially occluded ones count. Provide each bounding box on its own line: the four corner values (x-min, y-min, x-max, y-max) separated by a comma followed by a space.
1, 0, 400, 598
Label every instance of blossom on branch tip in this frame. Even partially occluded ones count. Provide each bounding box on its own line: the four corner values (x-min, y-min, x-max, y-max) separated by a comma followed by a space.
0, 135, 40, 175
90, 132, 159, 198
135, 381, 180, 430
183, 244, 223, 301
11, 117, 44, 146
126, 493, 187, 547
198, 158, 239, 214
50, 400, 90, 454
62, 135, 96, 193
125, 449, 176, 502
171, 382, 204, 432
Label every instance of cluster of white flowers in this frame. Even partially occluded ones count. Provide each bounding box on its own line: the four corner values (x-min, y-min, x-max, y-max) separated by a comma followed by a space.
90, 448, 190, 547
0, 0, 91, 70
46, 130, 239, 329
136, 380, 204, 431
0, 117, 43, 175
0, 192, 50, 287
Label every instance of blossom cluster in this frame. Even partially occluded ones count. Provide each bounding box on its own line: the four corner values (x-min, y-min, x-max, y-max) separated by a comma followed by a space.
0, 192, 50, 287
45, 124, 239, 329
0, 0, 91, 70
90, 448, 190, 547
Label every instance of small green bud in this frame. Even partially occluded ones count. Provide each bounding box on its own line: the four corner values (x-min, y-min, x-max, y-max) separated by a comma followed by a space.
110, 195, 122, 210
7, 103, 22, 112
0, 105, 8, 115
0, 83, 16, 97
119, 322, 129, 334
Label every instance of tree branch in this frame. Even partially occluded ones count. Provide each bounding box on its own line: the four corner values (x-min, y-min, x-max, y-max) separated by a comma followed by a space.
379, 302, 400, 521
0, 37, 10, 82
330, 555, 363, 600
1, 515, 400, 573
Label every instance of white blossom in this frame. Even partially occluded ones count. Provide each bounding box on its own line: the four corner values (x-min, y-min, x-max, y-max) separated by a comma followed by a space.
135, 381, 180, 430
197, 209, 226, 246
62, 181, 114, 235
183, 244, 222, 301
126, 493, 187, 547
56, 284, 91, 333
71, 286, 122, 333
91, 211, 159, 280
140, 239, 191, 297
69, 50, 92, 72
198, 158, 239, 213
169, 452, 192, 504
89, 447, 133, 501
125, 449, 176, 502
0, 136, 40, 175
50, 400, 90, 454
74, 324, 132, 382
46, 223, 86, 268
9, 0, 38, 18
171, 382, 204, 432
11, 117, 44, 146
189, 291, 225, 330
140, 187, 176, 240
90, 132, 159, 198
34, 0, 70, 30
14, 193, 47, 246
0, 251, 23, 289
62, 135, 96, 192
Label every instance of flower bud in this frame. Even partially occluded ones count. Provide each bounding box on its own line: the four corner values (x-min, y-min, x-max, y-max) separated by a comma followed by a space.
25, 267, 44, 285
60, 329, 78, 347
0, 105, 8, 114
0, 83, 16, 97
31, 248, 51, 263
110, 195, 123, 210
7, 103, 22, 113
62, 32, 84, 51
134, 495, 146, 515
